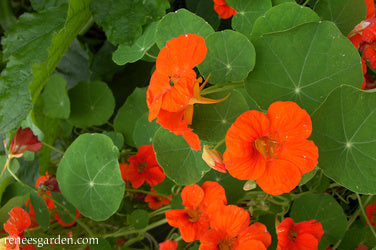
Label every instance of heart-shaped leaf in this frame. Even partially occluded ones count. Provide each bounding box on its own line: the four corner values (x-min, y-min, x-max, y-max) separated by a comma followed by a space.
198, 30, 256, 84
290, 193, 347, 249
192, 89, 250, 143
112, 22, 158, 65
251, 2, 320, 42
311, 85, 376, 194
133, 112, 160, 148
245, 21, 363, 114
114, 87, 148, 147
68, 81, 115, 128
153, 128, 210, 185
314, 0, 367, 36
41, 74, 70, 119
227, 0, 272, 38
57, 133, 124, 221
155, 8, 214, 48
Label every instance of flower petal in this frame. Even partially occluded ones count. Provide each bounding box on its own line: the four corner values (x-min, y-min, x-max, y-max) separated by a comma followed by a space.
257, 159, 302, 195
181, 184, 204, 208
223, 110, 270, 180
156, 34, 207, 76
267, 101, 312, 141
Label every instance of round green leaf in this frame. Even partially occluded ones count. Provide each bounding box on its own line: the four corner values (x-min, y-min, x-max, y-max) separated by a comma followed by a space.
192, 89, 249, 143
57, 133, 125, 221
133, 112, 160, 148
313, 0, 367, 36
299, 167, 318, 186
68, 81, 115, 128
114, 87, 148, 147
251, 2, 321, 42
198, 30, 255, 84
155, 8, 215, 48
290, 193, 347, 248
227, 0, 272, 38
30, 190, 50, 231
102, 131, 124, 150
128, 209, 149, 230
245, 21, 363, 114
153, 128, 210, 185
311, 85, 376, 194
112, 22, 157, 65
41, 74, 70, 119
272, 0, 294, 5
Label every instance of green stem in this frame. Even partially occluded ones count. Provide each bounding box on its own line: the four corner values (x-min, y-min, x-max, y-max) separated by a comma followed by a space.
357, 193, 376, 239
6, 162, 95, 237
149, 205, 171, 218
124, 188, 172, 200
200, 82, 244, 95
333, 195, 374, 249
0, 0, 16, 32
6, 161, 35, 190
42, 142, 65, 155
0, 156, 10, 179
104, 218, 168, 238
47, 195, 95, 237
78, 16, 94, 36
214, 138, 225, 150
302, 0, 311, 6
145, 51, 157, 60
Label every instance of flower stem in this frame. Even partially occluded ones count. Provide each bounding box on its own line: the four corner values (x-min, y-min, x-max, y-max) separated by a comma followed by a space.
47, 195, 95, 237
302, 0, 311, 6
145, 51, 157, 60
356, 193, 376, 240
124, 188, 172, 200
6, 161, 95, 237
332, 195, 374, 249
214, 138, 225, 150
149, 205, 171, 218
42, 142, 65, 155
0, 156, 10, 179
201, 82, 244, 95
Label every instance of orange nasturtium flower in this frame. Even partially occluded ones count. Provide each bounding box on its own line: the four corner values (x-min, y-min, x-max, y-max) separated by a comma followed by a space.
199, 205, 271, 250
147, 34, 228, 151
1, 207, 34, 249
165, 181, 227, 242
144, 188, 172, 210
223, 101, 318, 195
159, 240, 178, 250
119, 145, 165, 189
213, 0, 237, 19
366, 200, 376, 227
276, 218, 324, 250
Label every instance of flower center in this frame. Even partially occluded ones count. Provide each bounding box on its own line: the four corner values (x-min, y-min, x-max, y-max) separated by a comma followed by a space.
136, 162, 148, 172
187, 208, 202, 223
218, 237, 235, 250
254, 136, 280, 160
288, 229, 298, 240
